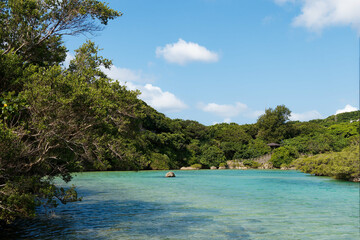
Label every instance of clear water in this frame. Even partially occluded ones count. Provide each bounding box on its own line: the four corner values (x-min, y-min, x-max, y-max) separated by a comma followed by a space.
2, 170, 359, 239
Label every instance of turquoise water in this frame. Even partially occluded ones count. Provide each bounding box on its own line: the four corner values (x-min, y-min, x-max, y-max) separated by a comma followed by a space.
3, 170, 359, 239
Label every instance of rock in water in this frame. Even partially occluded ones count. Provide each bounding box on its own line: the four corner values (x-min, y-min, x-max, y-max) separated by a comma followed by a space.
165, 172, 175, 177
210, 166, 217, 170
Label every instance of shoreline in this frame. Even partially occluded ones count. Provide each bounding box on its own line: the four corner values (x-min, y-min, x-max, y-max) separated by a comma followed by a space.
69, 168, 359, 182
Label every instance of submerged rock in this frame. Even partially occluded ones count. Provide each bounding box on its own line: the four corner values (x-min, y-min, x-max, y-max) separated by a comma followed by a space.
165, 171, 175, 177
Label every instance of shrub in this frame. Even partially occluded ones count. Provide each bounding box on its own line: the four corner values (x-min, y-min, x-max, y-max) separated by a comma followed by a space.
243, 159, 254, 167
150, 153, 171, 170
280, 163, 293, 169
251, 161, 260, 168
219, 162, 227, 168
294, 144, 359, 181
242, 159, 260, 168
190, 164, 202, 169
199, 145, 226, 167
238, 139, 271, 159
270, 146, 299, 168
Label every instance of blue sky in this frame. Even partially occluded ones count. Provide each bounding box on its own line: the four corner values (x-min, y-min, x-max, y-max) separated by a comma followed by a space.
64, 0, 359, 125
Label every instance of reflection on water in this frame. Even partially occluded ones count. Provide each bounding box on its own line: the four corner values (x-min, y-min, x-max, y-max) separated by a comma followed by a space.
1, 170, 359, 239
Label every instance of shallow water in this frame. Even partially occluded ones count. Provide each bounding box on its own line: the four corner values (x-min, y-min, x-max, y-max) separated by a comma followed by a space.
2, 170, 359, 239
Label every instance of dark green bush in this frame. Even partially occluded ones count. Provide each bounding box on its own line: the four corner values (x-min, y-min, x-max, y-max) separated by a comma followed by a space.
242, 159, 260, 168
150, 153, 171, 170
270, 146, 299, 168
199, 145, 226, 167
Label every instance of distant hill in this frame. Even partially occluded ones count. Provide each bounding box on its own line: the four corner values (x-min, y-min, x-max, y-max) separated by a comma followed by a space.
309, 110, 359, 126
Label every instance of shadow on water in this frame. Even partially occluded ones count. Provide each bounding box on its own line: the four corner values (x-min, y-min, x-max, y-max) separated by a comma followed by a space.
1, 198, 252, 240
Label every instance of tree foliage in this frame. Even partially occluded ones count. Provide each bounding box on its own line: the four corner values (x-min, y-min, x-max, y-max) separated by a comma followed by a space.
199, 145, 226, 168
0, 0, 121, 92
294, 144, 359, 181
235, 139, 271, 159
256, 105, 293, 142
270, 146, 299, 168
0, 0, 122, 225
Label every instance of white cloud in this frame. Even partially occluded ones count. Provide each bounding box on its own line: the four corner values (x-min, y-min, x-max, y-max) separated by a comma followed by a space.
63, 52, 74, 67
100, 65, 153, 83
156, 39, 219, 65
223, 118, 232, 123
246, 110, 265, 119
199, 102, 263, 123
335, 104, 358, 114
139, 84, 187, 112
200, 102, 248, 118
99, 65, 187, 113
121, 81, 138, 91
101, 66, 140, 82
290, 110, 323, 121
275, 0, 360, 34
63, 52, 186, 113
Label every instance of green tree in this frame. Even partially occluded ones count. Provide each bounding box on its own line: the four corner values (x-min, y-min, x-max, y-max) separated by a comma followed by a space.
187, 139, 202, 165
173, 119, 208, 141
270, 146, 299, 168
256, 105, 292, 143
209, 123, 251, 144
0, 0, 122, 224
150, 153, 171, 170
199, 145, 226, 167
236, 139, 271, 159
1, 0, 121, 92
220, 141, 244, 160
0, 41, 146, 224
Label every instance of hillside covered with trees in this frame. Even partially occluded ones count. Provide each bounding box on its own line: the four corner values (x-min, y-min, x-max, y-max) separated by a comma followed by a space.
0, 0, 359, 225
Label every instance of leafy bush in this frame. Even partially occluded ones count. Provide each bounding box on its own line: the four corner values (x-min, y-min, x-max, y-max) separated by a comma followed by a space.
190, 164, 202, 169
294, 144, 359, 181
283, 132, 351, 155
280, 163, 293, 169
220, 141, 244, 160
251, 161, 260, 168
242, 159, 254, 167
209, 123, 252, 144
242, 159, 260, 168
199, 145, 226, 167
150, 153, 171, 170
218, 162, 227, 168
237, 139, 271, 159
270, 146, 299, 168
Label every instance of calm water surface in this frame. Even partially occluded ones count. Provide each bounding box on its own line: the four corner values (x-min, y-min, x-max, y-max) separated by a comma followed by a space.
2, 170, 359, 239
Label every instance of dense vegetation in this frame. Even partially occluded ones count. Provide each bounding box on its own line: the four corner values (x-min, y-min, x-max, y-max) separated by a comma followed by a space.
294, 144, 359, 181
1, 0, 359, 225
